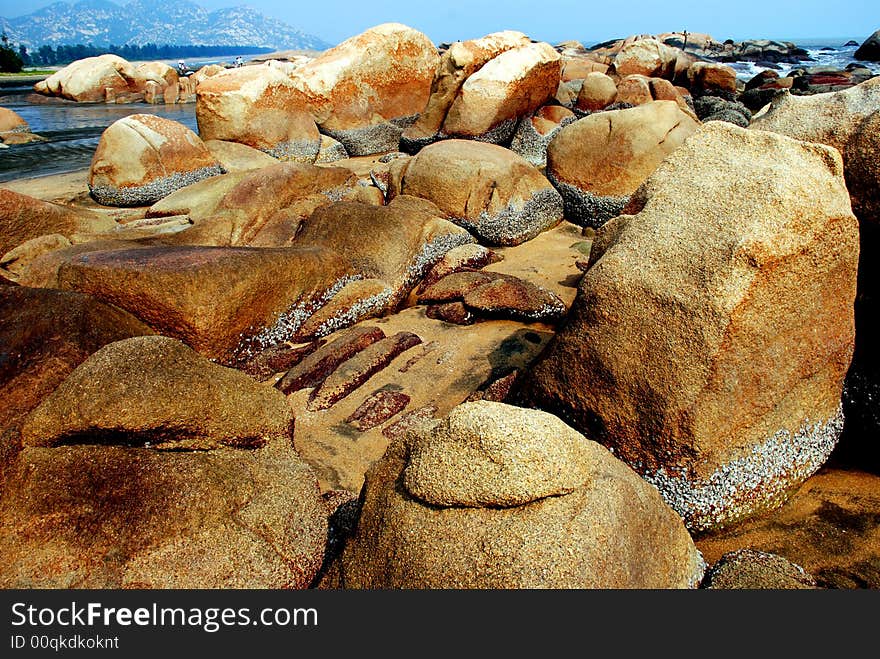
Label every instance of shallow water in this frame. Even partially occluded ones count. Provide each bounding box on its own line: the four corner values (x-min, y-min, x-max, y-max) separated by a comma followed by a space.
0, 90, 198, 183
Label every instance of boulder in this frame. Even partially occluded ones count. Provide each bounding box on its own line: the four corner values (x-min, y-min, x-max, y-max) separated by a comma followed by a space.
0, 441, 327, 588
0, 107, 28, 133
576, 71, 618, 111
331, 401, 705, 588
845, 109, 880, 223
55, 244, 352, 364
439, 42, 562, 143
204, 139, 279, 172
546, 101, 700, 227
612, 38, 677, 78
855, 30, 880, 61
292, 195, 474, 328
687, 61, 738, 96
0, 234, 71, 282
508, 104, 576, 167
522, 122, 859, 532
22, 336, 295, 451
0, 286, 153, 439
34, 54, 137, 103
0, 189, 116, 257
88, 114, 223, 207
694, 95, 752, 127
702, 550, 817, 589
396, 139, 564, 245
196, 65, 321, 161
400, 31, 532, 151
289, 23, 439, 155
614, 75, 654, 106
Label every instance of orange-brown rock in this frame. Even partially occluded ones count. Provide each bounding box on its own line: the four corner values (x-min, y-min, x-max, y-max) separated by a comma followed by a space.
289, 23, 439, 155
561, 56, 609, 81
439, 42, 562, 143
576, 71, 618, 111
523, 122, 859, 531
0, 107, 28, 133
615, 74, 653, 105
396, 139, 563, 245
0, 441, 327, 588
611, 38, 677, 78
509, 104, 576, 167
400, 30, 531, 151
34, 54, 137, 102
330, 402, 705, 588
88, 114, 222, 206
0, 189, 116, 257
688, 61, 738, 96
55, 244, 352, 364
196, 64, 321, 161
546, 100, 700, 226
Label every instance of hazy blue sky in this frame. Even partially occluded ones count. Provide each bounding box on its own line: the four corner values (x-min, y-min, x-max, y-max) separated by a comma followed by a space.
1, 0, 876, 45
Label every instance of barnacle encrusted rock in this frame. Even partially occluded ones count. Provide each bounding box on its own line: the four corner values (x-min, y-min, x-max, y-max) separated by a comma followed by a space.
88, 114, 222, 207
395, 139, 563, 246
546, 100, 700, 227
522, 122, 859, 532
332, 401, 705, 588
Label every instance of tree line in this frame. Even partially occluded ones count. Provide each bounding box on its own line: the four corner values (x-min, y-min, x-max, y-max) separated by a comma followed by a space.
2, 36, 272, 70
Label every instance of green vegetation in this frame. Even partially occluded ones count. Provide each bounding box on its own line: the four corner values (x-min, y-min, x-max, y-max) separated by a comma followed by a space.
23, 43, 273, 66
0, 33, 24, 73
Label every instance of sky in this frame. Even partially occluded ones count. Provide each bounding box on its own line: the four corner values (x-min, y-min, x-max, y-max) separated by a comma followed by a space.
0, 0, 877, 46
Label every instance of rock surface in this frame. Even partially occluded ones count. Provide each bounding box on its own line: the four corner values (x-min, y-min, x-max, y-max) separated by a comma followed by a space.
396, 139, 563, 245
330, 401, 705, 588
22, 336, 295, 451
522, 122, 859, 532
546, 101, 700, 227
701, 549, 817, 589
88, 114, 223, 206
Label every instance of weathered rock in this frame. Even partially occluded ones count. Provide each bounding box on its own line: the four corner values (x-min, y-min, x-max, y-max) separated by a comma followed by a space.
0, 189, 116, 257
614, 74, 654, 106
291, 195, 474, 330
345, 390, 411, 431
55, 244, 352, 364
612, 38, 677, 78
425, 301, 475, 325
855, 30, 880, 61
22, 336, 295, 450
315, 135, 348, 163
419, 271, 566, 322
196, 65, 321, 161
440, 42, 562, 143
0, 286, 154, 438
688, 61, 738, 96
419, 243, 499, 289
34, 54, 137, 102
546, 101, 700, 227
522, 122, 859, 532
240, 340, 323, 381
694, 95, 752, 127
576, 71, 618, 111
397, 139, 563, 245
0, 107, 29, 133
401, 31, 531, 151
276, 325, 386, 395
289, 23, 439, 155
164, 162, 357, 247
0, 442, 327, 588
845, 109, 880, 223
702, 550, 817, 589
0, 234, 71, 282
332, 401, 705, 588
88, 114, 223, 207
308, 331, 422, 411
509, 104, 576, 167
204, 139, 279, 172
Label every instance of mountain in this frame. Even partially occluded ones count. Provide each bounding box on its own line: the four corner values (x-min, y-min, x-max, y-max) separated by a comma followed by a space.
0, 0, 331, 50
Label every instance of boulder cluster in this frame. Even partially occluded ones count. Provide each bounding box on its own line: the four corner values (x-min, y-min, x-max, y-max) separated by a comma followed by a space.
2, 22, 879, 589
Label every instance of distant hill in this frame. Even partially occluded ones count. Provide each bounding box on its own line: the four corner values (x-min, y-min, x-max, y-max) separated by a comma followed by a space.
0, 0, 331, 50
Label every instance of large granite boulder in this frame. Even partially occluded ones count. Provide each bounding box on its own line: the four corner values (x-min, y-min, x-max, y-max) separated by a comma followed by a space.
0, 440, 327, 588
22, 336, 295, 451
394, 139, 563, 245
330, 401, 705, 588
34, 54, 137, 102
195, 64, 322, 161
576, 71, 618, 111
289, 23, 438, 155
0, 107, 29, 134
55, 244, 352, 364
0, 189, 116, 257
611, 38, 677, 78
0, 285, 153, 456
855, 30, 880, 61
439, 42, 562, 144
88, 114, 223, 206
522, 122, 859, 532
400, 31, 531, 151
546, 101, 700, 227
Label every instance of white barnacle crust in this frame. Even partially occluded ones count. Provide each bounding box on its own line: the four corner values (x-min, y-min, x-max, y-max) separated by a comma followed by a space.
641, 404, 845, 532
